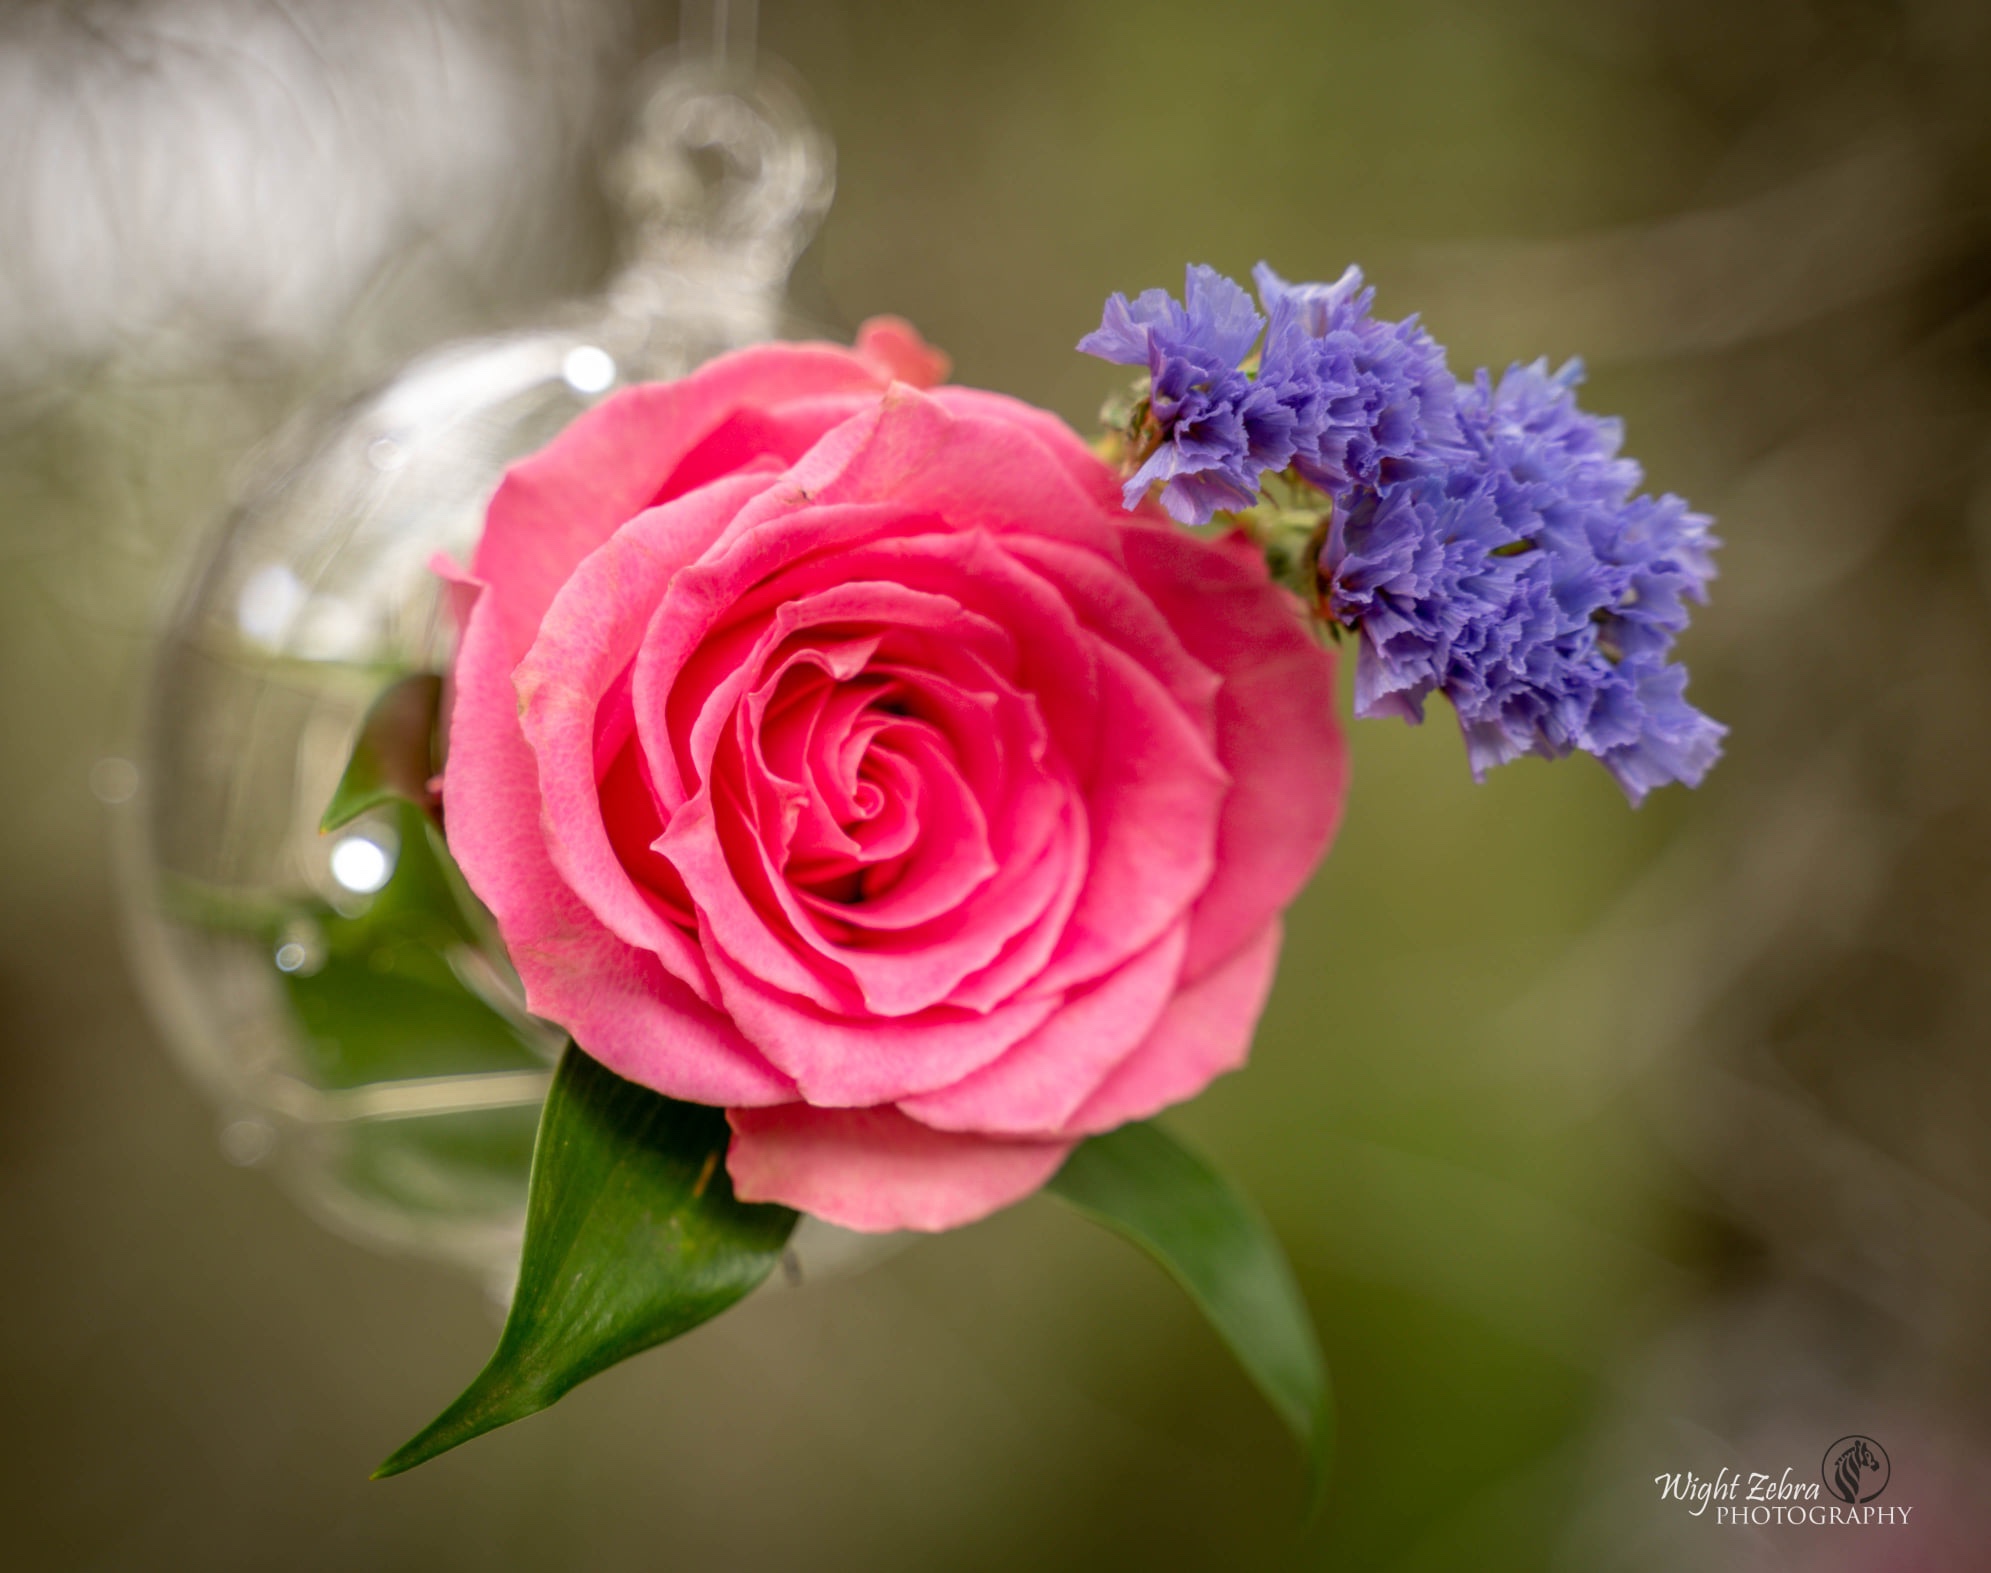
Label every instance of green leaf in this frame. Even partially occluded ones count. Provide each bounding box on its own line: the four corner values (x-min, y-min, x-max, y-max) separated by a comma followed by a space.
1048, 1121, 1333, 1499
163, 798, 553, 1087
373, 1045, 797, 1478
321, 672, 444, 833
282, 805, 551, 1088
283, 954, 549, 1089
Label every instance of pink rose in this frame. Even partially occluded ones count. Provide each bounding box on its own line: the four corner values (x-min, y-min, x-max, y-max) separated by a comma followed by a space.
442, 319, 1347, 1232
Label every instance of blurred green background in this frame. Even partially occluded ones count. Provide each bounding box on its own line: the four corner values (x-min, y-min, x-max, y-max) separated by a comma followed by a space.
4, 0, 1989, 1567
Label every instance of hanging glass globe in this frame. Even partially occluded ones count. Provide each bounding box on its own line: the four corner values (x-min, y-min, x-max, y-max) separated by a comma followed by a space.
116, 45, 860, 1298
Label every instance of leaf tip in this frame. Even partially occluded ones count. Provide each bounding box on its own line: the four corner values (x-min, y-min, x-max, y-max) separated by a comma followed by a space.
369, 1448, 424, 1482
318, 797, 360, 836
369, 1415, 469, 1480
368, 1369, 541, 1480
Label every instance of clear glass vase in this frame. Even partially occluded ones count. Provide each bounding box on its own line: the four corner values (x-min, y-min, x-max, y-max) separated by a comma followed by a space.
116, 46, 871, 1299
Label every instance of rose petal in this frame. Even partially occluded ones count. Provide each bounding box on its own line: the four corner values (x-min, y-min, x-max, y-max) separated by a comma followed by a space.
648, 537, 1099, 1019
701, 716, 1009, 1017
793, 722, 997, 931
897, 920, 1189, 1136
664, 769, 858, 1013
699, 936, 1062, 1106
1122, 525, 1346, 980
473, 343, 890, 662
516, 471, 781, 1001
1058, 921, 1284, 1136
441, 579, 793, 1105
929, 387, 1133, 514
1025, 639, 1228, 996
597, 726, 696, 923
664, 531, 1105, 1020
634, 395, 1116, 806
1001, 533, 1221, 730
694, 529, 1101, 780
700, 533, 1100, 1016
660, 395, 877, 498
855, 316, 951, 388
726, 1104, 1071, 1232
639, 501, 913, 802
839, 392, 1130, 557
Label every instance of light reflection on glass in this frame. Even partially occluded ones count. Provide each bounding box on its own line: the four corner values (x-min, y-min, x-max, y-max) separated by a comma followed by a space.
328, 834, 394, 894
235, 563, 306, 646
89, 756, 140, 804
218, 1117, 277, 1168
561, 344, 617, 393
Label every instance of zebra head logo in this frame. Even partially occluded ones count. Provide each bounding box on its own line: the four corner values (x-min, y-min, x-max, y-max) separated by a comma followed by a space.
1822, 1436, 1890, 1504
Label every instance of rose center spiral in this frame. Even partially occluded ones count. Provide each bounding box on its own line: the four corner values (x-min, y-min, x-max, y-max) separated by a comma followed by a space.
730, 623, 1017, 940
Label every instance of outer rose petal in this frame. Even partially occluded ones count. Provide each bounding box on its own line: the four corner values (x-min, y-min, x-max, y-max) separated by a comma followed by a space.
856, 316, 951, 388
1059, 920, 1284, 1137
516, 471, 780, 996
929, 387, 1132, 514
443, 577, 794, 1106
711, 385, 1125, 567
697, 935, 1061, 1106
895, 921, 1188, 1136
472, 340, 896, 662
726, 1104, 1072, 1232
1122, 526, 1346, 981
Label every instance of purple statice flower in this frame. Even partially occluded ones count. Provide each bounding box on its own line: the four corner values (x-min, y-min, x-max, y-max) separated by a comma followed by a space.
1081, 261, 1465, 525
1252, 262, 1463, 500
1078, 264, 1266, 522
1323, 358, 1724, 803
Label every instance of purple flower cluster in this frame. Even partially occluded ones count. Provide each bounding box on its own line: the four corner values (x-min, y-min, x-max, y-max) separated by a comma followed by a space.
1077, 264, 1267, 521
1251, 263, 1462, 501
1079, 263, 1456, 525
1082, 264, 1726, 801
1326, 359, 1724, 803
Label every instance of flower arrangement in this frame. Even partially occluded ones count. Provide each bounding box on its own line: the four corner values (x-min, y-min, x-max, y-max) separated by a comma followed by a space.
344, 263, 1720, 1482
